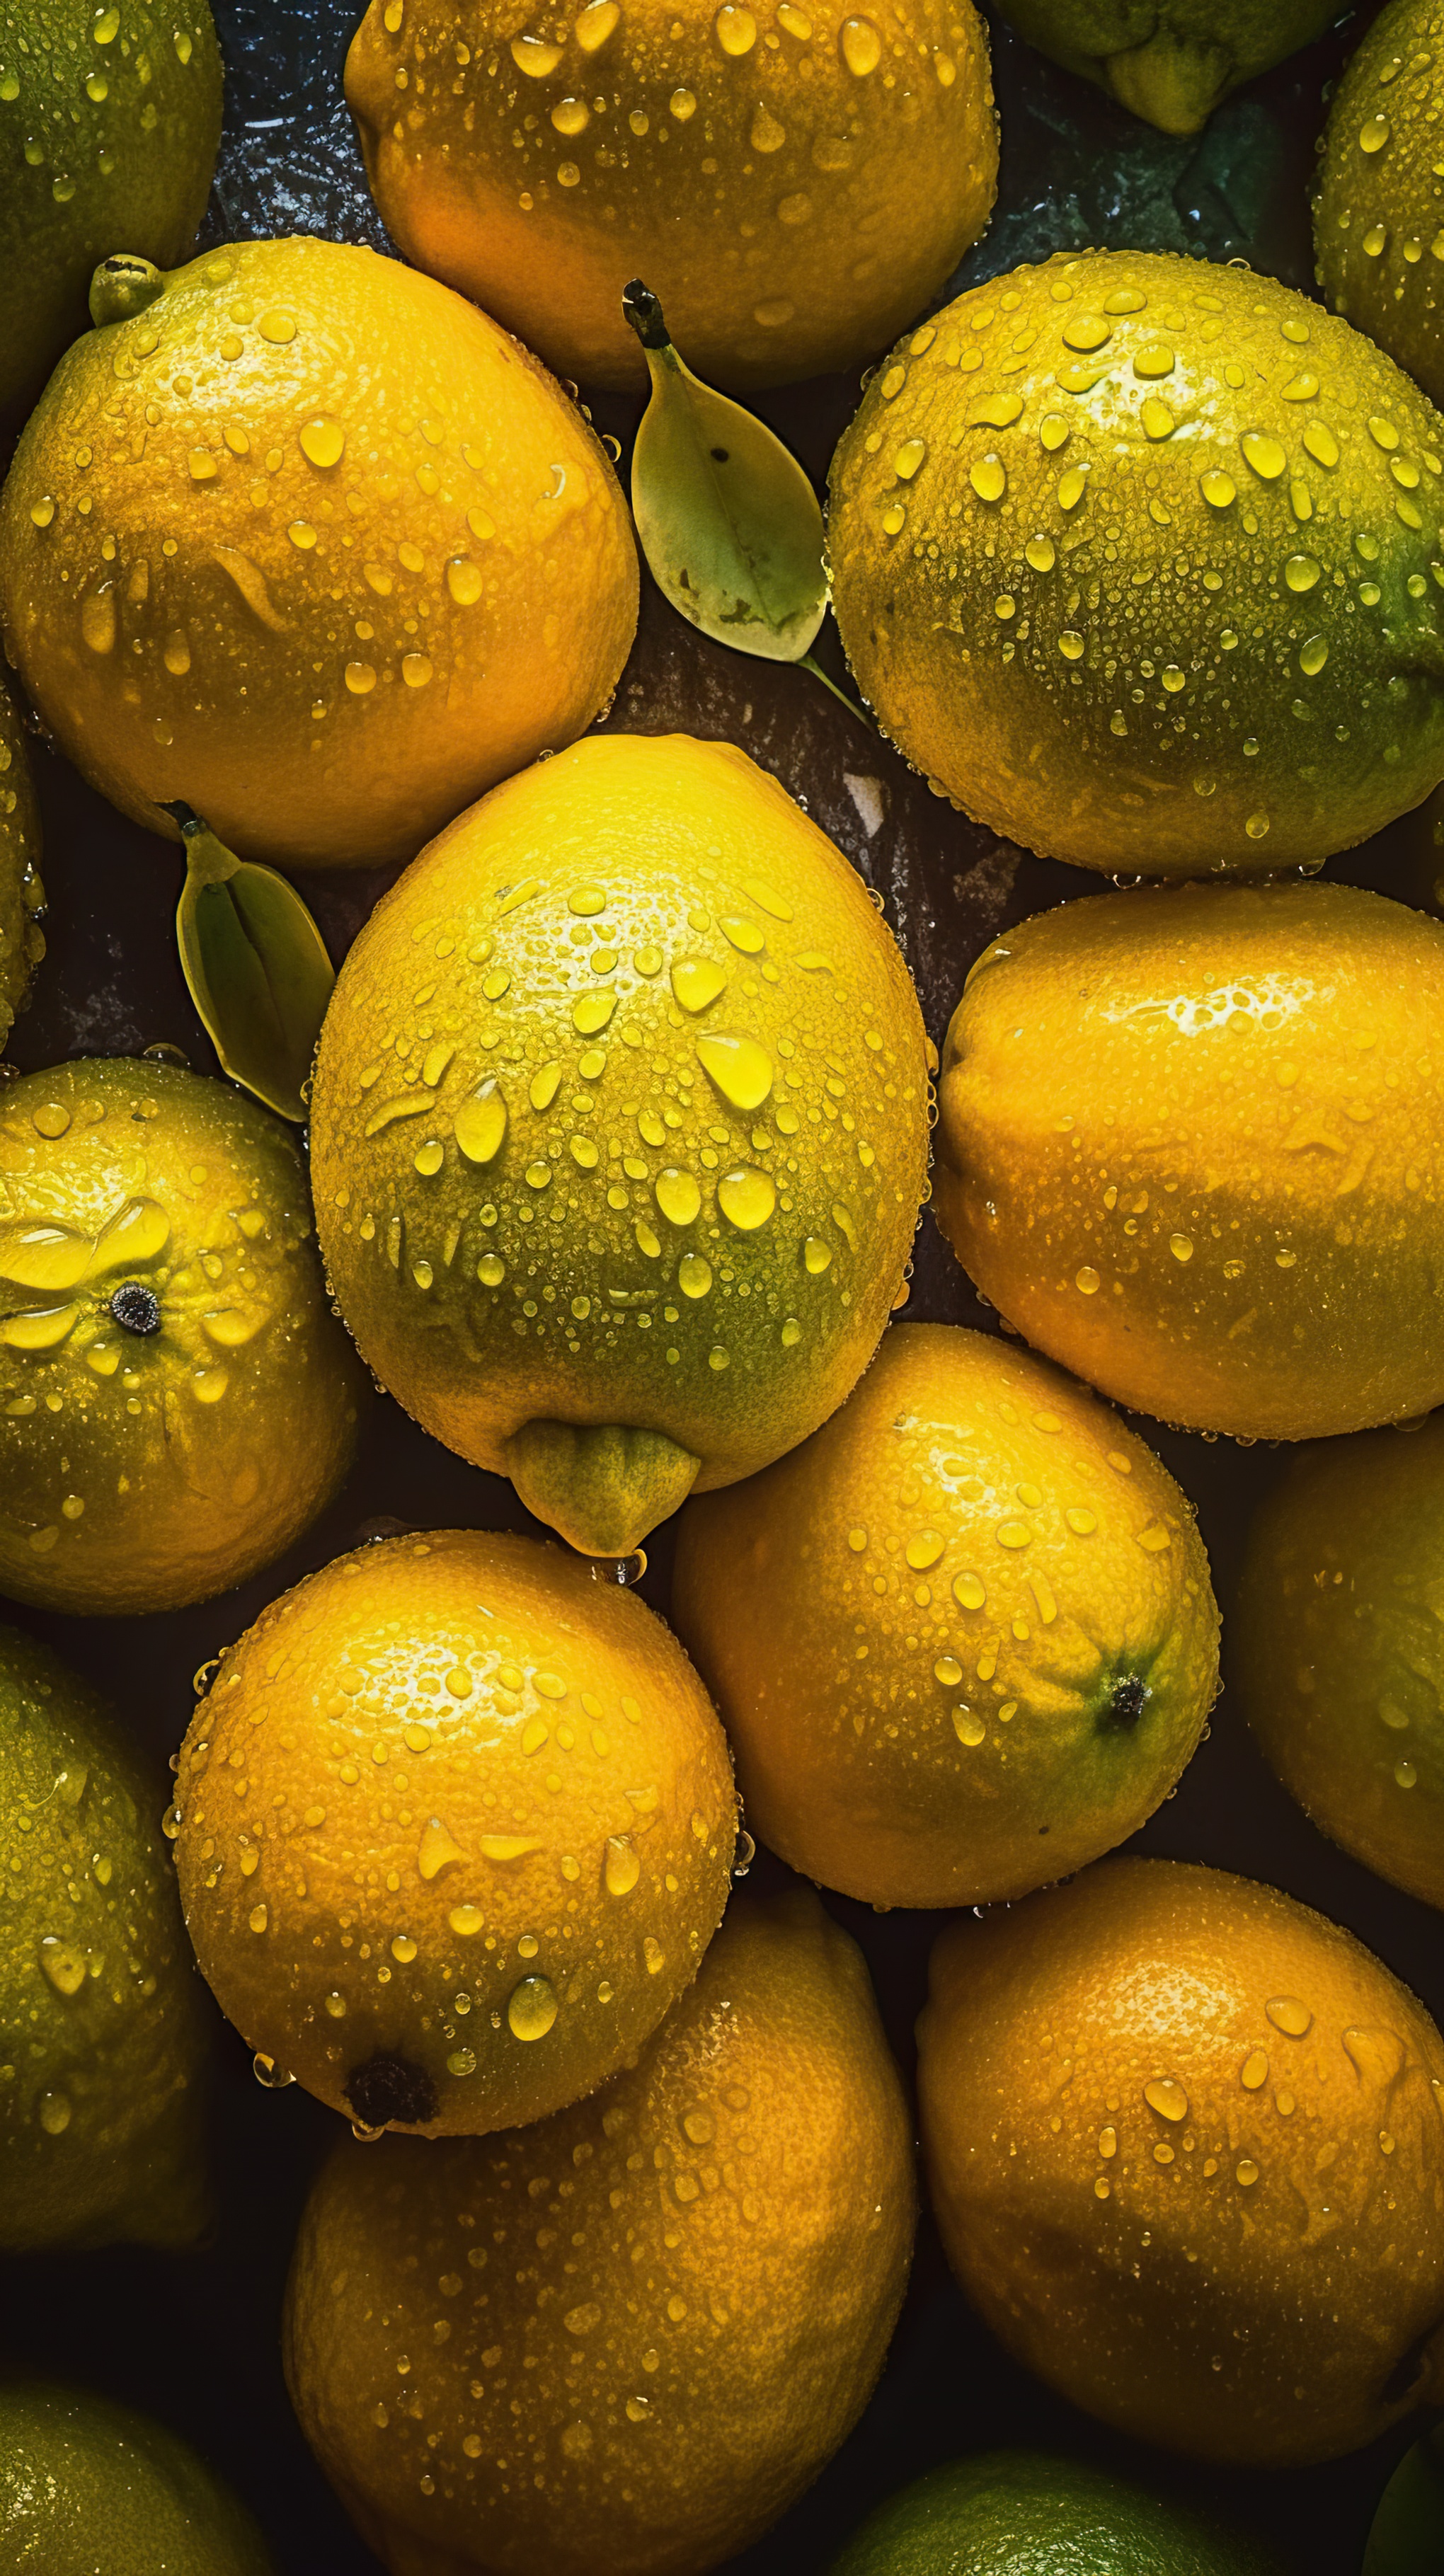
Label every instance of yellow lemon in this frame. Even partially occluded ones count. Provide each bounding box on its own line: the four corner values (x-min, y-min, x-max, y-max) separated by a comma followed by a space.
830, 247, 1444, 875
934, 882, 1444, 1441
0, 0, 222, 431
993, 1, 1339, 134
918, 1857, 1444, 2464
1314, 0, 1444, 408
173, 1527, 737, 2136
310, 732, 930, 1555
0, 235, 638, 869
345, 0, 997, 391
673, 1321, 1218, 1907
0, 1055, 365, 1615
284, 1890, 915, 2575
0, 2381, 272, 2574
1237, 1415, 1444, 1909
0, 667, 45, 1051
0, 1623, 210, 2252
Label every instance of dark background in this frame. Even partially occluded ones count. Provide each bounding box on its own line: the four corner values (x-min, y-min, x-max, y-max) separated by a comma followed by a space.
1, 1, 1440, 2568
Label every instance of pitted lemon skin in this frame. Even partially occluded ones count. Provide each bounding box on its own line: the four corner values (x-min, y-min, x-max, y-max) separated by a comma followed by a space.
830, 247, 1444, 875
174, 1527, 737, 2137
345, 0, 998, 391
0, 236, 638, 870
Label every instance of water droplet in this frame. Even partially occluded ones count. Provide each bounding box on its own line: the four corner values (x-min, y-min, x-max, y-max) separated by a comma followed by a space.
839, 12, 879, 71
1235, 2157, 1260, 2186
300, 417, 345, 469
1143, 2076, 1188, 2122
1201, 469, 1237, 508
402, 652, 433, 689
257, 309, 297, 345
508, 1974, 558, 2040
750, 101, 786, 150
1285, 554, 1322, 592
678, 1253, 713, 1299
905, 1528, 945, 1571
604, 1836, 641, 1896
1062, 314, 1110, 353
1299, 635, 1329, 676
696, 1030, 772, 1110
344, 659, 377, 692
253, 2052, 294, 2088
714, 1, 757, 49
969, 456, 1006, 503
1075, 1265, 1101, 1294
455, 1081, 508, 1165
81, 589, 116, 655
1360, 113, 1390, 151
248, 1903, 268, 1933
1241, 2049, 1269, 2090
38, 1939, 88, 1996
511, 33, 563, 71
38, 2092, 71, 2134
449, 1903, 484, 1937
655, 1168, 701, 1227
670, 84, 697, 117
952, 1707, 986, 1744
716, 1166, 775, 1229
1265, 1996, 1312, 2037
803, 1236, 833, 1275
1241, 432, 1287, 481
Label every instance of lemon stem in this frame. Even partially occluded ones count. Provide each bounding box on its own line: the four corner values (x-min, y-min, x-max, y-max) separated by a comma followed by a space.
88, 254, 165, 329
160, 801, 240, 890
506, 1420, 701, 1556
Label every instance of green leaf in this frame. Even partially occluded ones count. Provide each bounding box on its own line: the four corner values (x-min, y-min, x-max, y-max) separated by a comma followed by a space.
166, 803, 333, 1123
624, 279, 827, 665
1364, 2427, 1444, 2575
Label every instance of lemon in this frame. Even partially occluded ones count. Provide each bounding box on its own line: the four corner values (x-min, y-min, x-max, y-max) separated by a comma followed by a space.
672, 1321, 1218, 1907
935, 881, 1444, 1442
0, 235, 638, 870
284, 1890, 915, 2576
0, 668, 45, 1052
1314, 0, 1444, 408
173, 1526, 736, 2137
0, 0, 222, 433
831, 2451, 1278, 2575
992, 1, 1338, 134
0, 1622, 210, 2253
346, 0, 997, 392
310, 732, 930, 1556
917, 1856, 1444, 2465
1237, 1415, 1444, 1910
0, 1055, 365, 1616
829, 247, 1444, 876
0, 2379, 271, 2572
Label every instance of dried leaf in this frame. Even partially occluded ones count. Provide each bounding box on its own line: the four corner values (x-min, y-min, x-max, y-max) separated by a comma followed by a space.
166, 803, 333, 1122
624, 279, 826, 665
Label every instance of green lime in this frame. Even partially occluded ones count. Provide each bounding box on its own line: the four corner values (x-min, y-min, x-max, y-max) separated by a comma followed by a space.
830, 2452, 1278, 2573
0, 2380, 271, 2572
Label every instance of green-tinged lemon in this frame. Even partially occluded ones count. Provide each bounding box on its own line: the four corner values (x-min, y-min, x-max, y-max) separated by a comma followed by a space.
830, 248, 1444, 875
1315, 0, 1444, 409
0, 2379, 271, 2572
0, 0, 222, 432
0, 1623, 210, 2252
994, 1, 1338, 134
0, 1056, 365, 1614
310, 732, 930, 1556
830, 2450, 1280, 2574
673, 1322, 1218, 1907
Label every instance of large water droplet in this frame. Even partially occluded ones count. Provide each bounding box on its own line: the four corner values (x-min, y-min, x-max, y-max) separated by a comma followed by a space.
696, 1031, 772, 1109
455, 1081, 508, 1165
508, 1974, 558, 2040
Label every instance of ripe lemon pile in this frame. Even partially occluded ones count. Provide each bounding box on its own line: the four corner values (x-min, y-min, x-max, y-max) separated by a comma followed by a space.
2, 0, 1444, 2571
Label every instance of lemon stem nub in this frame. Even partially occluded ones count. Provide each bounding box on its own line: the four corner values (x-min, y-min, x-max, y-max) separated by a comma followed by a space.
88, 254, 165, 328
621, 278, 670, 353
506, 1420, 701, 1556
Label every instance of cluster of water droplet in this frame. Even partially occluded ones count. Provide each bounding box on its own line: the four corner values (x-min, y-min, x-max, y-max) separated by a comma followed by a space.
1314, 7, 1444, 410
832, 249, 1444, 869
314, 749, 929, 1479
349, 0, 995, 376
0, 0, 215, 215
173, 1529, 735, 2131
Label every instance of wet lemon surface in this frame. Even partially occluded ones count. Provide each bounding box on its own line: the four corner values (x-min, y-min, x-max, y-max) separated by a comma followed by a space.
0, 235, 638, 869
173, 1526, 736, 2136
830, 248, 1444, 874
284, 1892, 914, 2575
346, 0, 997, 389
918, 1856, 1444, 2465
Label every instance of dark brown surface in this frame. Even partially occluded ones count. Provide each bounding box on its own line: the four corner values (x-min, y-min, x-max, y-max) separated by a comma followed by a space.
0, 3, 1439, 2570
